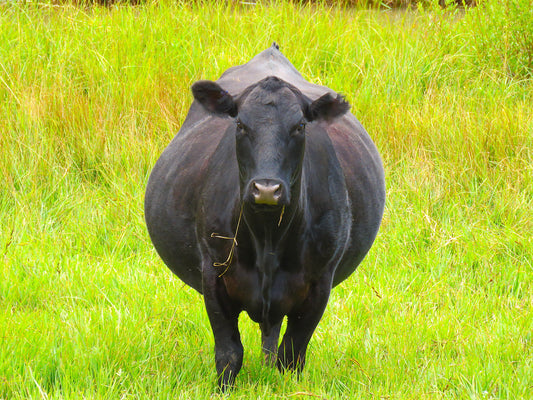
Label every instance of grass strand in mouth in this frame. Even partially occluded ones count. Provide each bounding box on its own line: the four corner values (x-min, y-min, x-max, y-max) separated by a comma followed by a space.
211, 204, 244, 276
278, 205, 286, 227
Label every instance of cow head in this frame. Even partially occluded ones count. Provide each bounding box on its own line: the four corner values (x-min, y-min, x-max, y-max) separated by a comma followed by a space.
192, 76, 349, 210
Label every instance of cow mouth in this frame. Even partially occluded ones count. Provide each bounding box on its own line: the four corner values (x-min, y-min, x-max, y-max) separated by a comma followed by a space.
246, 203, 284, 213
244, 202, 287, 228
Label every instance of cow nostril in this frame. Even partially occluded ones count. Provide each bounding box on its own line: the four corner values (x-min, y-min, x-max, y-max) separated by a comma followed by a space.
252, 183, 260, 196
250, 181, 283, 205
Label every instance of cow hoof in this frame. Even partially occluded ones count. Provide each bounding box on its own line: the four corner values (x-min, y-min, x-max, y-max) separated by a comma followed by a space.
263, 351, 277, 367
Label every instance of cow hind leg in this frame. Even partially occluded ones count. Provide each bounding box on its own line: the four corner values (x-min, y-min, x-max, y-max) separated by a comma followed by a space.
260, 319, 283, 366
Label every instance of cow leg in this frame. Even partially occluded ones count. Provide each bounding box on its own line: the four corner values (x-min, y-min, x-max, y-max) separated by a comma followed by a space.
202, 261, 243, 391
260, 319, 283, 366
277, 279, 331, 374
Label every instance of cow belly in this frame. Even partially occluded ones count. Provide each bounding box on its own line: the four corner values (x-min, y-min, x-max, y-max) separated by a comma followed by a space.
223, 267, 310, 323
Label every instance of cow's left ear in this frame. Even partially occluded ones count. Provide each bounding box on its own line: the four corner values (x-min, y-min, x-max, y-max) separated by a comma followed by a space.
191, 80, 238, 117
305, 92, 350, 122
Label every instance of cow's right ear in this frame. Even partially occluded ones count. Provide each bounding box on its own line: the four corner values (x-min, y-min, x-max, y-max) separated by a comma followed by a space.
191, 80, 237, 117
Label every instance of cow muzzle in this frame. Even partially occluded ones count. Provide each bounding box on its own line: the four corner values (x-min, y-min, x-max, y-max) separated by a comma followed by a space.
248, 179, 286, 206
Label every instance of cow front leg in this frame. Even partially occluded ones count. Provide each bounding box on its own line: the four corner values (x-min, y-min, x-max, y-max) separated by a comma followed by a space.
202, 262, 243, 391
211, 313, 242, 391
277, 279, 331, 373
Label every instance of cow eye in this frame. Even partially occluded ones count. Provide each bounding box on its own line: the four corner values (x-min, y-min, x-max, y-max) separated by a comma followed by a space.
236, 119, 246, 133
294, 122, 306, 135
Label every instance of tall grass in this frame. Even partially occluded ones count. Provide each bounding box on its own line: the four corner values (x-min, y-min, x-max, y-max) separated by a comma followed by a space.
1, 1, 532, 398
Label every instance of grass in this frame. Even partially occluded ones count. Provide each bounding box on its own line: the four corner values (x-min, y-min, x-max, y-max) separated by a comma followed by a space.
1, 0, 532, 398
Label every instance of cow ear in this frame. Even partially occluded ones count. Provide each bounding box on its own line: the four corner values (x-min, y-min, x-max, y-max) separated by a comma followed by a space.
305, 93, 350, 122
191, 80, 237, 117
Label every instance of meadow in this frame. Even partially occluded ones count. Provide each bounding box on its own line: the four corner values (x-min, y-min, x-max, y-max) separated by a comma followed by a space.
1, 0, 532, 398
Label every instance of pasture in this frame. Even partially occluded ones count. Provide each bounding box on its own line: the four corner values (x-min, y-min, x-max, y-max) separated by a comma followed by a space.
1, 0, 532, 398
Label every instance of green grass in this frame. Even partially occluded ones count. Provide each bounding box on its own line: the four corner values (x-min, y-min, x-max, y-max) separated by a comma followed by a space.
1, 0, 532, 398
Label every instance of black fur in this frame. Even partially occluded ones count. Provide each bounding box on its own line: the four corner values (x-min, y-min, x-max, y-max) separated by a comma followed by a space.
145, 46, 385, 391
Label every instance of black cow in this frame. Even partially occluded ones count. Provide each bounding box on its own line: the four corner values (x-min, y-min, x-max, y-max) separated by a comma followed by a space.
144, 43, 385, 390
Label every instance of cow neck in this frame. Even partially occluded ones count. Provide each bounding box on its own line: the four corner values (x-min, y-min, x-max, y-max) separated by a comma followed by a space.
241, 200, 299, 335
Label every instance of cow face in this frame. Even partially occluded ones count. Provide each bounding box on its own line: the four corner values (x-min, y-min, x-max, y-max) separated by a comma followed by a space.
192, 76, 349, 209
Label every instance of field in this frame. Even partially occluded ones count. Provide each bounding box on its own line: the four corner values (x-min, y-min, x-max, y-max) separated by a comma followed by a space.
1, 0, 532, 398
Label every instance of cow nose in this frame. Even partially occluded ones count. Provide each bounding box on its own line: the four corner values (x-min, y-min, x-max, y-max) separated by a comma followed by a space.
250, 180, 283, 205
